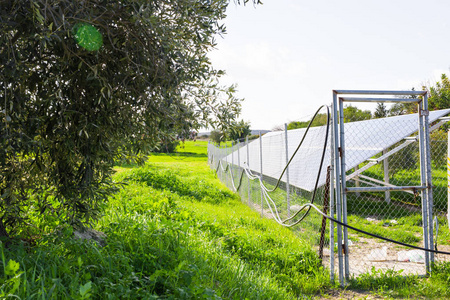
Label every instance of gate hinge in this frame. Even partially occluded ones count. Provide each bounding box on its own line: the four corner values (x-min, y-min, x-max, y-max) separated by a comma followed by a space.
338, 147, 343, 157
419, 109, 429, 117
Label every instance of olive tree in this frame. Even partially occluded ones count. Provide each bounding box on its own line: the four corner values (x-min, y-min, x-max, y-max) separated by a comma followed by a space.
0, 0, 244, 237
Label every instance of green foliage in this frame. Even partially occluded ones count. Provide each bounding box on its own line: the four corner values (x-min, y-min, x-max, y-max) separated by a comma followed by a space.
430, 130, 447, 166
176, 141, 209, 156
349, 262, 450, 299
248, 134, 260, 140
227, 119, 252, 142
391, 76, 450, 117
352, 267, 417, 292
374, 102, 388, 118
388, 100, 417, 116
153, 138, 181, 154
288, 106, 371, 129
209, 129, 226, 145
287, 113, 328, 130
343, 105, 372, 122
0, 258, 23, 297
0, 146, 331, 299
210, 119, 251, 144
428, 74, 450, 110
346, 213, 421, 244
0, 0, 243, 236
2, 140, 450, 299
123, 166, 234, 205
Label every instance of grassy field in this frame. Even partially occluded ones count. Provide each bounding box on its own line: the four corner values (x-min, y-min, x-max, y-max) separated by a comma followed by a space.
2, 140, 450, 299
0, 141, 330, 299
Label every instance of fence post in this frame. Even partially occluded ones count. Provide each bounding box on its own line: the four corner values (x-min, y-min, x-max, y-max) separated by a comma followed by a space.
448, 129, 450, 230
231, 141, 235, 191
418, 101, 431, 271
329, 108, 335, 283
338, 97, 350, 281
259, 131, 263, 217
284, 123, 291, 218
354, 165, 360, 197
383, 149, 391, 203
332, 91, 344, 286
423, 93, 435, 265
237, 139, 241, 195
247, 137, 251, 206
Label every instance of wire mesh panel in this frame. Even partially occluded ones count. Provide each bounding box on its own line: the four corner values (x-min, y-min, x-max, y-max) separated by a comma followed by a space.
429, 135, 450, 265
342, 113, 427, 276
208, 96, 450, 284
207, 116, 334, 274
332, 91, 450, 282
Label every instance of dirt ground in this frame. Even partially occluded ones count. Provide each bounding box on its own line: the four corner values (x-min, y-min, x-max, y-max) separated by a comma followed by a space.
316, 289, 383, 300
321, 235, 450, 277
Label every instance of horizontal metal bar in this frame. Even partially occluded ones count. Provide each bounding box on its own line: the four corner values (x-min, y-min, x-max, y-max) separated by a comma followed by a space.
430, 119, 450, 132
334, 90, 426, 96
346, 161, 377, 180
358, 174, 394, 186
339, 97, 421, 103
346, 186, 426, 193
350, 178, 414, 195
352, 178, 378, 187
438, 116, 450, 120
357, 175, 415, 195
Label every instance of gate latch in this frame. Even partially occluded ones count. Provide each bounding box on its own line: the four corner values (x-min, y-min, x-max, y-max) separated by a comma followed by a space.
420, 109, 429, 116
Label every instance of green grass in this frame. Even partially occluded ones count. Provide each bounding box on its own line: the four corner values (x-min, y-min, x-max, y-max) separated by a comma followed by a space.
213, 142, 450, 299
341, 163, 450, 247
3, 140, 450, 299
349, 263, 450, 299
0, 141, 331, 299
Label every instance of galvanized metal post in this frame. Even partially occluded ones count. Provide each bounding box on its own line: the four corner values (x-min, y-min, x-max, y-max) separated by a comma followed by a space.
354, 165, 360, 197
332, 91, 344, 286
259, 131, 264, 217
338, 98, 350, 281
448, 130, 450, 230
383, 149, 391, 203
246, 137, 251, 206
237, 139, 241, 195
231, 141, 235, 191
422, 93, 435, 265
418, 101, 431, 271
329, 108, 335, 282
284, 123, 291, 218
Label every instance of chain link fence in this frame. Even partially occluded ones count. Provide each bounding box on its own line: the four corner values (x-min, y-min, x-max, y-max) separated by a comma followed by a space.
208, 113, 339, 281
208, 103, 450, 282
337, 102, 450, 278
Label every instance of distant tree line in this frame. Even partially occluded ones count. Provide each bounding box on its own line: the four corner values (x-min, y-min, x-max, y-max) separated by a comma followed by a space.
285, 74, 450, 130
210, 120, 251, 144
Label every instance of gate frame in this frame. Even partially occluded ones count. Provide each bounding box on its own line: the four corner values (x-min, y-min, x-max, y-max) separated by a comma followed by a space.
331, 90, 434, 286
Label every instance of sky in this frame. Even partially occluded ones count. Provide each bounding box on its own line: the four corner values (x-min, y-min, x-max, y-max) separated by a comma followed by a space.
208, 0, 450, 130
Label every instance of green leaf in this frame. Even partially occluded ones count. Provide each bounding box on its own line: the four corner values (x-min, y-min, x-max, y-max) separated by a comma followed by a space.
5, 260, 20, 276
79, 281, 92, 297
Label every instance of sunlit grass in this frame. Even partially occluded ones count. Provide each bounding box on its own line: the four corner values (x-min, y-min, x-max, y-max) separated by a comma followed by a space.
2, 141, 450, 299
0, 141, 331, 299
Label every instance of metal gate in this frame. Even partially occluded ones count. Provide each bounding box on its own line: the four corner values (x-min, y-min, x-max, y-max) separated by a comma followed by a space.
330, 90, 437, 285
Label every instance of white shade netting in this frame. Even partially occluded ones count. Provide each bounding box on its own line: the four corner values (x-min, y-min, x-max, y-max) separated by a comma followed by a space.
221, 108, 450, 192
